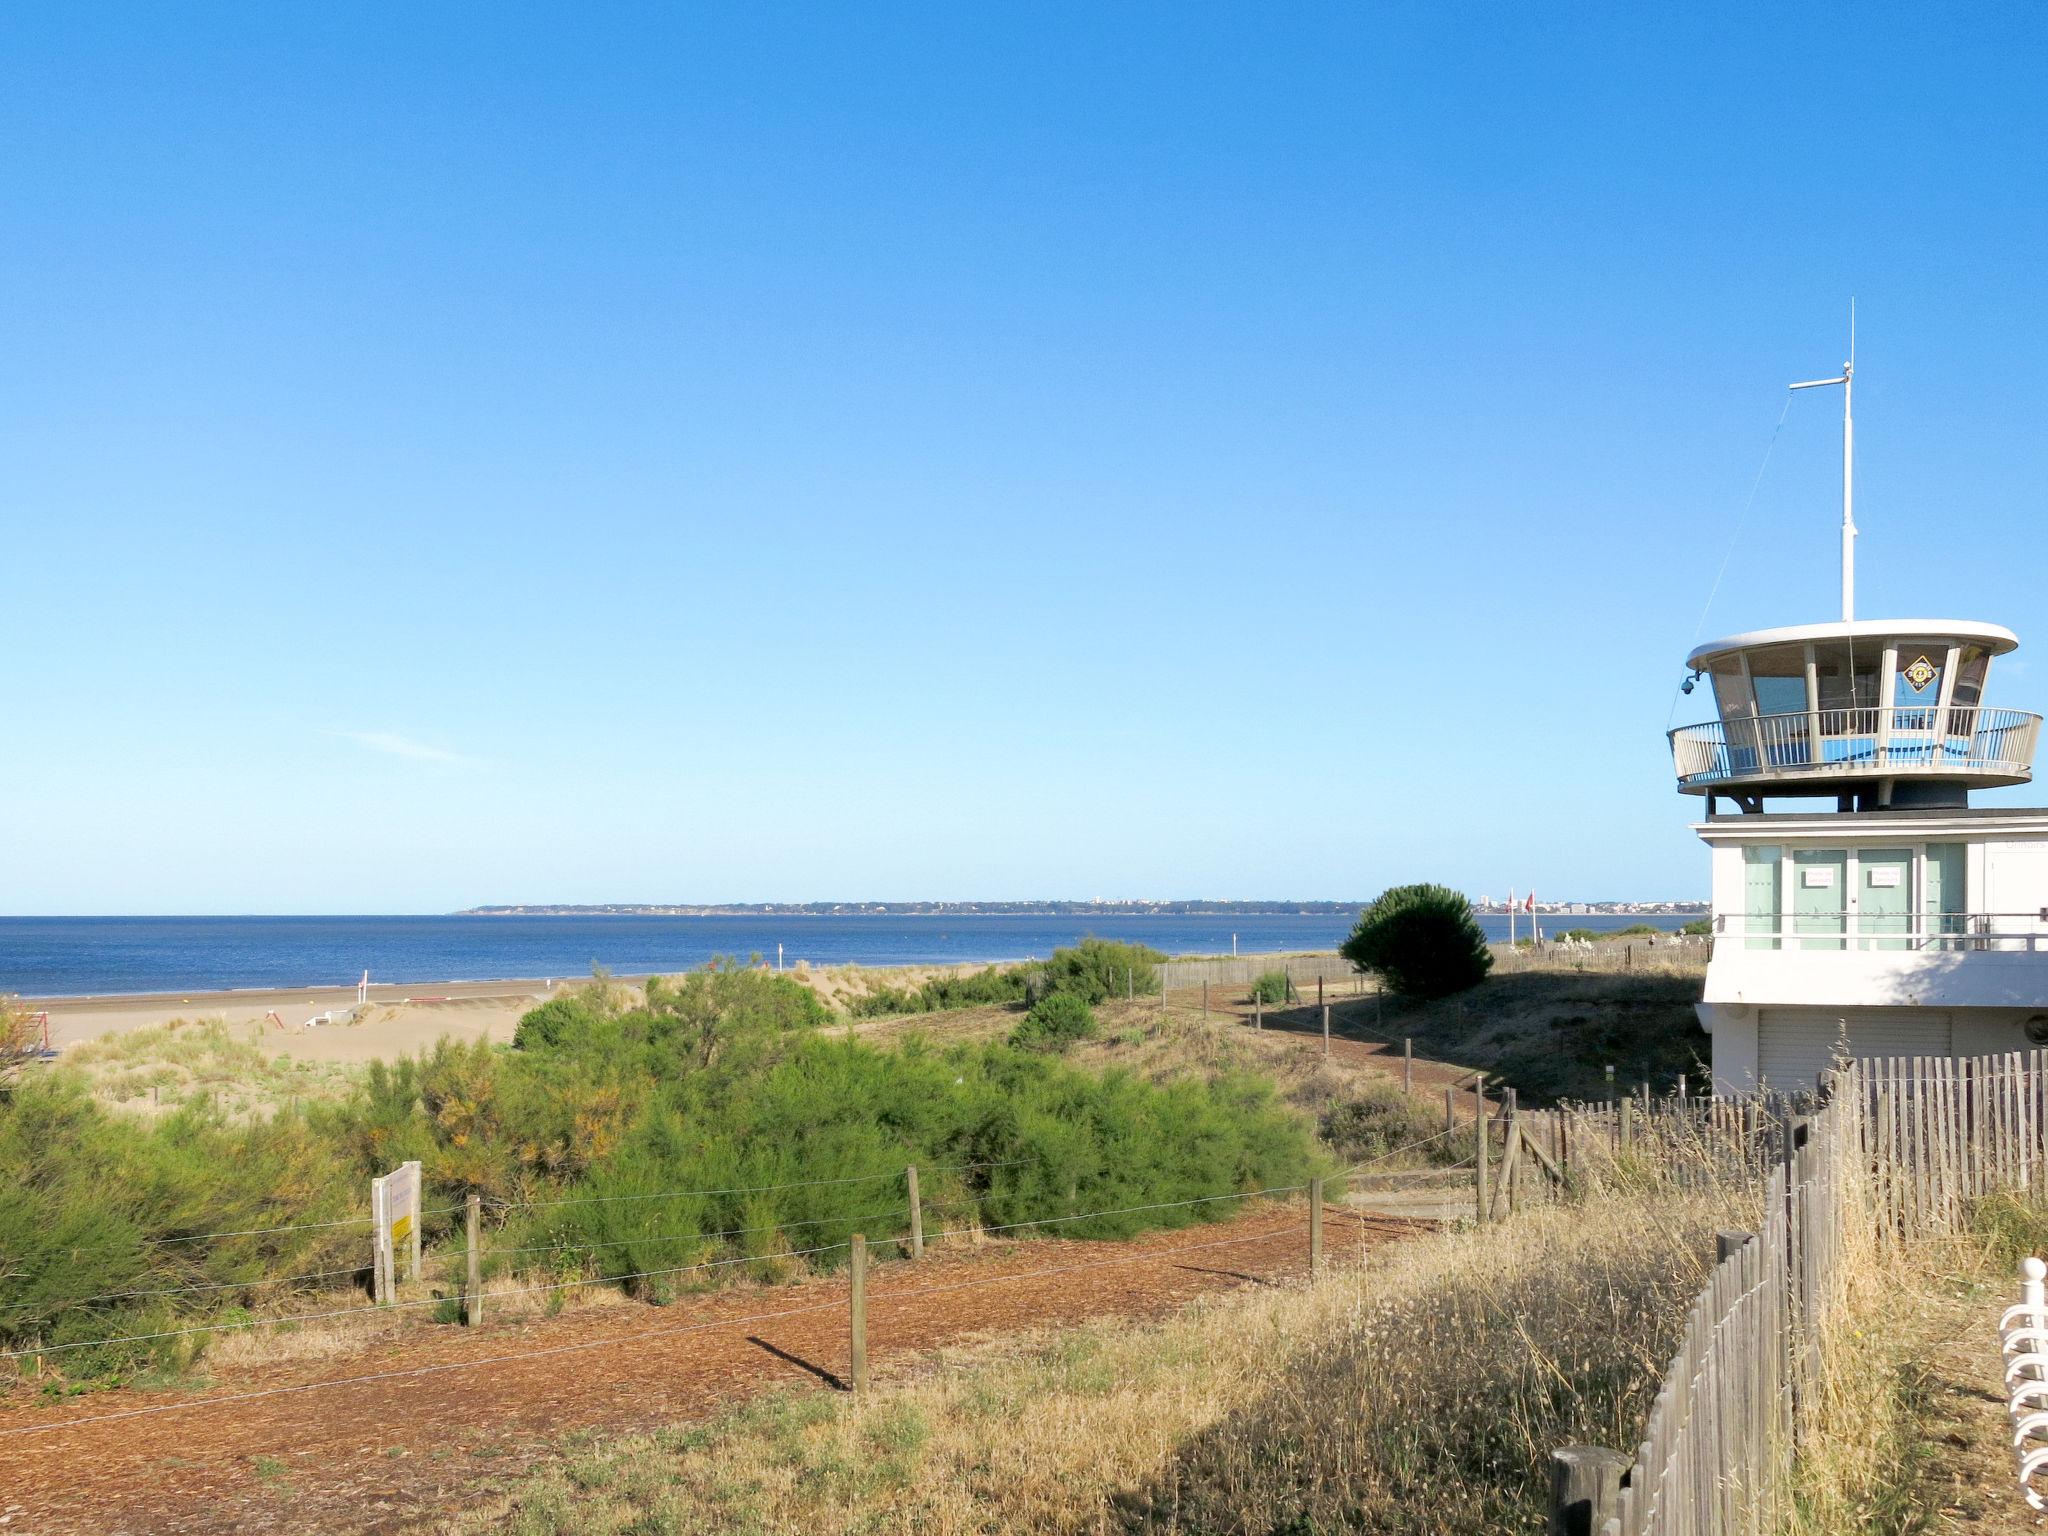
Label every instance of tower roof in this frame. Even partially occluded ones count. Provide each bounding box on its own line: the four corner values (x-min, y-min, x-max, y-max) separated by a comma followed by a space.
1688, 619, 2018, 671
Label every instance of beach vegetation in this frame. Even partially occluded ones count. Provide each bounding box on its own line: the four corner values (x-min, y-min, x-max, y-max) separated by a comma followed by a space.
844, 938, 1165, 1019
1037, 936, 1165, 1004
1249, 969, 1290, 1005
0, 961, 1317, 1382
1340, 884, 1493, 999
1007, 992, 1096, 1052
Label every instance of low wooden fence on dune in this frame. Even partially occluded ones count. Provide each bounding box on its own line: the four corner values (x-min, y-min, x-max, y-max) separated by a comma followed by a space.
1552, 1051, 2048, 1536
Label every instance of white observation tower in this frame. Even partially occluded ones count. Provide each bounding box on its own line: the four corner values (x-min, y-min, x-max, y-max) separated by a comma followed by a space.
1673, 320, 2048, 1094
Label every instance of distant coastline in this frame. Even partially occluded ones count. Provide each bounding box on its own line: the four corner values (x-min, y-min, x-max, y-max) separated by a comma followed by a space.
459, 899, 1710, 918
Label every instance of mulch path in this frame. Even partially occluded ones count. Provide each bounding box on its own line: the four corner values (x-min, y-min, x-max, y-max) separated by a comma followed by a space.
0, 1204, 1416, 1535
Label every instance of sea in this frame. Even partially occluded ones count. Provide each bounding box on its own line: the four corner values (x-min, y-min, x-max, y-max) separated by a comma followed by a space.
0, 912, 1695, 999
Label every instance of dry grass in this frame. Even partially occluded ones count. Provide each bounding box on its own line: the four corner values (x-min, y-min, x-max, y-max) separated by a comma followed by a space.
62, 1018, 358, 1118
1785, 1198, 2048, 1534
441, 1182, 1748, 1536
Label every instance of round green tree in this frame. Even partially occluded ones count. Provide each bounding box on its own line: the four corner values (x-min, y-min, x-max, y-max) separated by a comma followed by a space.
1339, 884, 1493, 999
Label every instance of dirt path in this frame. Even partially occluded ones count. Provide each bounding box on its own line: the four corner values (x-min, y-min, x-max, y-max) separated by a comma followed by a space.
0, 1204, 1416, 1534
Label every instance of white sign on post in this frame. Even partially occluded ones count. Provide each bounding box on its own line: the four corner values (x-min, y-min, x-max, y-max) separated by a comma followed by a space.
371, 1160, 422, 1305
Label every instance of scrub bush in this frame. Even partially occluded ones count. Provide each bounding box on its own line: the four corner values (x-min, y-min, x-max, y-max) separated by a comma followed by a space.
1009, 993, 1097, 1052
1340, 885, 1493, 999
0, 959, 1318, 1378
1040, 938, 1165, 1003
1250, 971, 1290, 1005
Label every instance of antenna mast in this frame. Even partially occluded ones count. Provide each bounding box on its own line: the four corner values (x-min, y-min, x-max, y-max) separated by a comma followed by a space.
1789, 300, 1857, 620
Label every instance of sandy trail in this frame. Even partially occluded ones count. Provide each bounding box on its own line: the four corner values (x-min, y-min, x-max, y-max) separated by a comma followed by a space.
0, 1204, 1416, 1535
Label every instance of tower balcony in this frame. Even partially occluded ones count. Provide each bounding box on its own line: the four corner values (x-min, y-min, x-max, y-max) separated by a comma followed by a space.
1671, 705, 2041, 794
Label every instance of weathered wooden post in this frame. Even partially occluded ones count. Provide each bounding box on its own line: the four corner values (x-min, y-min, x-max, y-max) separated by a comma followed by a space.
1476, 1094, 1491, 1224
1506, 1090, 1521, 1214
1317, 974, 1325, 1010
371, 1173, 391, 1306
1201, 979, 1209, 1018
849, 1234, 869, 1392
1309, 1176, 1324, 1273
1254, 994, 1263, 1030
906, 1165, 924, 1260
465, 1192, 482, 1327
1403, 1037, 1414, 1095
1716, 1228, 1751, 1264
1620, 1097, 1635, 1157
406, 1160, 422, 1285
1322, 1003, 1331, 1060
1549, 1445, 1629, 1535
1444, 1085, 1455, 1135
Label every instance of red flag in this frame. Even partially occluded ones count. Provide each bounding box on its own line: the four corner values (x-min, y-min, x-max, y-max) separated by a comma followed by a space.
1524, 892, 1535, 912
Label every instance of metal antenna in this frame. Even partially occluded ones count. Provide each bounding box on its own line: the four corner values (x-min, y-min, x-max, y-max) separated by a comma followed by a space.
1789, 300, 1857, 620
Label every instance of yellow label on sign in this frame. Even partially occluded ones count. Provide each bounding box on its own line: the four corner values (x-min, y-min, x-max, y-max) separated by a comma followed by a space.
1902, 654, 1938, 692
390, 1214, 413, 1244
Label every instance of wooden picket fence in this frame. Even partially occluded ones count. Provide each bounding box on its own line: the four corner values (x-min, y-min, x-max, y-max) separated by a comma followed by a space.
1556, 1052, 2045, 1536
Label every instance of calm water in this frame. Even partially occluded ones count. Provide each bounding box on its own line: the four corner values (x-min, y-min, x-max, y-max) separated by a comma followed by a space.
0, 912, 1691, 998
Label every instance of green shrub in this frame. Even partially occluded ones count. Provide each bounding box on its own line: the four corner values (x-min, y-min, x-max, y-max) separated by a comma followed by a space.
1679, 917, 1713, 937
513, 996, 602, 1051
1010, 992, 1098, 1052
1250, 971, 1291, 1005
2, 956, 1320, 1381
1318, 1082, 1461, 1167
1609, 924, 1662, 939
1558, 929, 1600, 945
847, 966, 1030, 1018
1340, 884, 1493, 999
1040, 938, 1165, 1004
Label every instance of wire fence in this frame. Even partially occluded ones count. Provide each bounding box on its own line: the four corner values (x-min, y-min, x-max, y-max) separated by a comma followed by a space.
0, 1157, 1366, 1370
0, 1162, 1392, 1437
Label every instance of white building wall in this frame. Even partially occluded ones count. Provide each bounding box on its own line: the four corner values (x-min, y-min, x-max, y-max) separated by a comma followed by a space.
1694, 811, 2048, 1093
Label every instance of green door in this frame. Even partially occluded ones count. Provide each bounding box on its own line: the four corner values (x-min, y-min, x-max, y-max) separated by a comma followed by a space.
1925, 843, 1966, 948
1859, 848, 1913, 950
1793, 849, 1848, 950
1743, 846, 1782, 949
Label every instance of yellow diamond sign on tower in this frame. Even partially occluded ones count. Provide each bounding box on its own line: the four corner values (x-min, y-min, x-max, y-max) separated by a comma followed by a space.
1902, 654, 1938, 692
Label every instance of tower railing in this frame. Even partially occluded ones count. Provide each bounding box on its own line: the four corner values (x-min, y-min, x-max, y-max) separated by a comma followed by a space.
1711, 909, 2048, 953
1671, 705, 2041, 789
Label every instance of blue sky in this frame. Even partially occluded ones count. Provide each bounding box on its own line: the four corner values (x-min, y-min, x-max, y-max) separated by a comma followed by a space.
4, 5, 2044, 914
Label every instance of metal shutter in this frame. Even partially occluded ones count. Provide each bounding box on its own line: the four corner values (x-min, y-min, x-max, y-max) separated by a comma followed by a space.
1757, 1007, 1953, 1091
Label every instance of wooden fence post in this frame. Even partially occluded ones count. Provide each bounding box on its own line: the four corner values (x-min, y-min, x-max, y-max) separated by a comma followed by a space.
1716, 1228, 1751, 1264
1202, 979, 1209, 1018
906, 1165, 924, 1260
1445, 1085, 1455, 1135
1322, 1004, 1331, 1061
465, 1193, 482, 1327
1477, 1104, 1491, 1225
849, 1234, 869, 1392
1505, 1093, 1522, 1215
1309, 1176, 1324, 1273
1549, 1445, 1629, 1536
1620, 1097, 1635, 1157
1254, 994, 1263, 1030
406, 1160, 422, 1285
1404, 1037, 1414, 1095
371, 1174, 390, 1307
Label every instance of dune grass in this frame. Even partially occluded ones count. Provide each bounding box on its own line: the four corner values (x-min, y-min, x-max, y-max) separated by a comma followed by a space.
448, 1183, 1746, 1535
64, 1018, 357, 1118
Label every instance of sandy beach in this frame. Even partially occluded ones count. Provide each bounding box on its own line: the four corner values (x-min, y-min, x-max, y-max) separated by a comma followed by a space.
25, 977, 563, 1062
